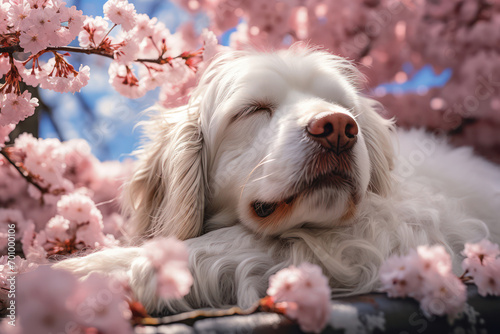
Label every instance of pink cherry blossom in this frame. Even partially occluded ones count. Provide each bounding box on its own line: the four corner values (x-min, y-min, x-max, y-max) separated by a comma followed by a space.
6, 1, 30, 32
135, 20, 171, 59
2, 133, 132, 245
0, 157, 27, 204
0, 3, 10, 35
61, 139, 99, 185
416, 245, 453, 276
419, 274, 467, 318
473, 258, 500, 297
44, 215, 72, 240
267, 262, 331, 333
461, 239, 500, 297
0, 124, 14, 148
16, 266, 132, 333
114, 37, 140, 65
20, 6, 60, 37
108, 62, 146, 99
72, 273, 134, 334
57, 193, 102, 225
462, 239, 500, 270
142, 237, 189, 268
142, 237, 193, 300
130, 13, 157, 41
159, 74, 196, 108
104, 0, 137, 31
14, 131, 39, 152
0, 91, 39, 127
23, 136, 66, 187
26, 207, 110, 258
0, 209, 34, 251
37, 56, 91, 93
16, 59, 47, 88
56, 5, 85, 46
53, 193, 115, 250
35, 219, 72, 257
201, 29, 219, 62
156, 263, 194, 300
138, 61, 189, 92
17, 266, 83, 334
0, 255, 37, 306
18, 27, 50, 55
379, 253, 423, 299
78, 16, 110, 48
380, 245, 467, 319
43, 63, 91, 93
75, 216, 114, 249
72, 64, 91, 91
21, 223, 50, 263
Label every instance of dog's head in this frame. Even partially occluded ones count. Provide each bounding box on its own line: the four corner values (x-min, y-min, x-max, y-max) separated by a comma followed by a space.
124, 46, 394, 240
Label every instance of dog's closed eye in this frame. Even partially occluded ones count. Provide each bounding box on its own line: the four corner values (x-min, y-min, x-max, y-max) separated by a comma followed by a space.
232, 102, 274, 122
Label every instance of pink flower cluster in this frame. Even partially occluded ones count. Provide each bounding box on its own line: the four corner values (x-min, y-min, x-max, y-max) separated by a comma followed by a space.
23, 193, 118, 263
10, 266, 133, 334
0, 256, 37, 304
381, 240, 500, 318
78, 12, 219, 99
4, 0, 85, 55
462, 239, 500, 297
0, 133, 132, 265
0, 91, 39, 127
267, 262, 331, 333
0, 130, 197, 329
75, 0, 220, 100
17, 56, 91, 94
0, 132, 136, 317
380, 245, 466, 319
0, 124, 14, 148
0, 131, 147, 330
1, 0, 220, 129
142, 237, 193, 300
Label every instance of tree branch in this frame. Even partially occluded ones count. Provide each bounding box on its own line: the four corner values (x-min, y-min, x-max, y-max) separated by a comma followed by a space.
0, 45, 176, 65
137, 305, 259, 327
0, 45, 22, 54
0, 148, 49, 194
135, 297, 288, 327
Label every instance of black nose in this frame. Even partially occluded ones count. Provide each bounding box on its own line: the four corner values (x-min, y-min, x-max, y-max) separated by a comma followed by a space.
306, 112, 358, 154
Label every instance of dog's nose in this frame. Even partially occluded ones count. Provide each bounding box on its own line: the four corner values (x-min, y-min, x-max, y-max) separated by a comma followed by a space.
306, 112, 358, 154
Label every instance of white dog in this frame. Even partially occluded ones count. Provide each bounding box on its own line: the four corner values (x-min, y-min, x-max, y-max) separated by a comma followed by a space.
57, 46, 500, 314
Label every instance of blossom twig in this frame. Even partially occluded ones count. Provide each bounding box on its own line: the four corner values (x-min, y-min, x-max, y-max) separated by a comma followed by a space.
0, 44, 196, 67
135, 297, 287, 327
0, 147, 49, 194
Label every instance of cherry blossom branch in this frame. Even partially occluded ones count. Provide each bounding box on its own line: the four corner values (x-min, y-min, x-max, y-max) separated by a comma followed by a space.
0, 44, 199, 66
0, 147, 49, 195
138, 306, 257, 327
136, 297, 286, 327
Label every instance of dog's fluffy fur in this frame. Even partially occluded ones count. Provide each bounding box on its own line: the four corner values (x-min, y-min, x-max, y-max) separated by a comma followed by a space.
56, 46, 500, 314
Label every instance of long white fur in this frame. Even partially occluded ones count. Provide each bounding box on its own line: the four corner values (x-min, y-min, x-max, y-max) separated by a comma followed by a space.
55, 46, 500, 315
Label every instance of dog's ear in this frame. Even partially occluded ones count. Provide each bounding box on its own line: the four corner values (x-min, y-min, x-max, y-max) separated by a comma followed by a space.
359, 97, 395, 197
123, 105, 206, 241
